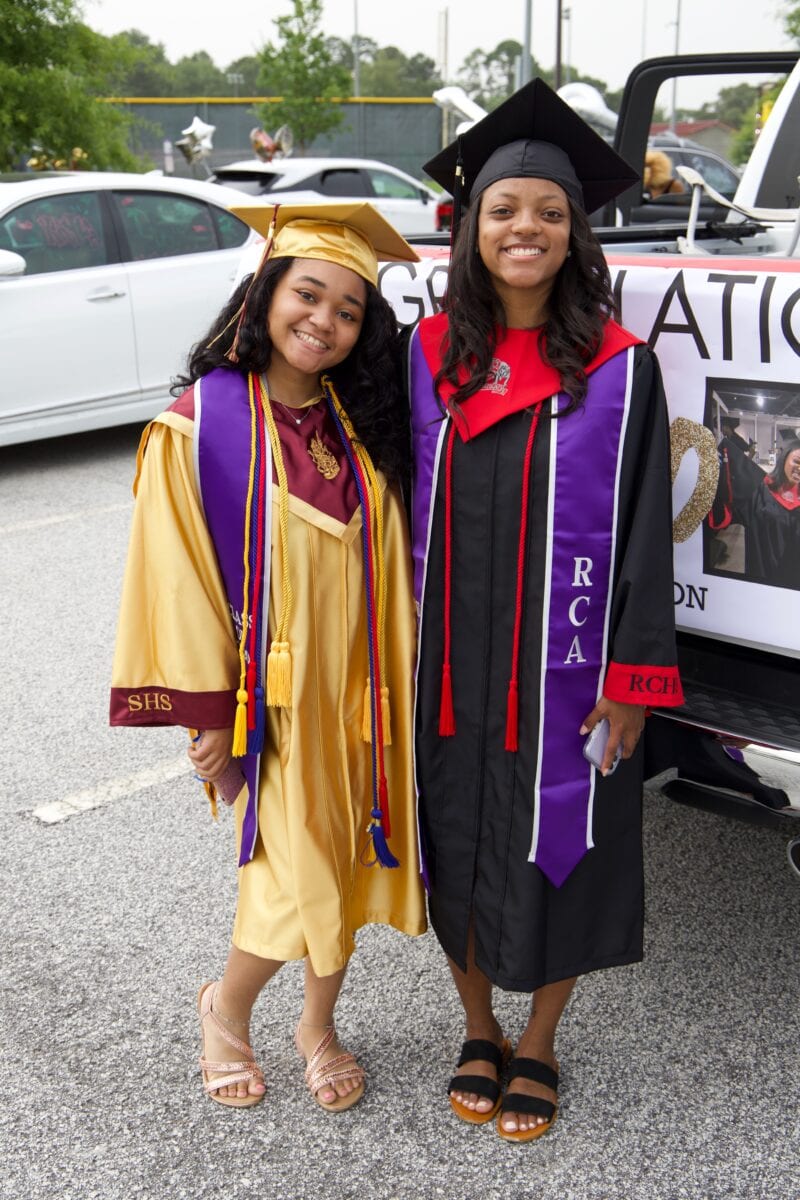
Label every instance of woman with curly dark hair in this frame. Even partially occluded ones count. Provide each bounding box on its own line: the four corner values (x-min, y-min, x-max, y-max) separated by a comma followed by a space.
409, 82, 684, 1141
176, 252, 410, 485
111, 204, 426, 1114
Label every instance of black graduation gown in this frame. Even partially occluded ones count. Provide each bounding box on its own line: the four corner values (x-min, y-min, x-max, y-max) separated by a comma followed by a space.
415, 345, 679, 992
744, 482, 800, 589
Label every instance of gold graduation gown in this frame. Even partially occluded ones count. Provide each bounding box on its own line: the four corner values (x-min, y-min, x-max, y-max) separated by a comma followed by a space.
111, 395, 426, 977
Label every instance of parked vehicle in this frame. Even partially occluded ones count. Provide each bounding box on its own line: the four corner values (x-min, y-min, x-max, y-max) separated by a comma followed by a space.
0, 172, 257, 446
435, 194, 453, 232
211, 156, 438, 235
650, 134, 741, 200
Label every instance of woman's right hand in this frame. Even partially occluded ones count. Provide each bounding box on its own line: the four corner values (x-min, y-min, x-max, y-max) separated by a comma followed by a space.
188, 727, 234, 782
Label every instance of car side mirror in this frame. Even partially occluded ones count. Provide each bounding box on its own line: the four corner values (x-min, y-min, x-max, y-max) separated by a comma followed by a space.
0, 248, 26, 277
420, 190, 429, 205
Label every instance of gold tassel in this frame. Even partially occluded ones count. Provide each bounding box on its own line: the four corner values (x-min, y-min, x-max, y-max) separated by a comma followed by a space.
232, 687, 249, 756
266, 640, 292, 707
203, 780, 219, 821
361, 678, 372, 742
259, 378, 294, 710
380, 686, 392, 746
361, 683, 392, 744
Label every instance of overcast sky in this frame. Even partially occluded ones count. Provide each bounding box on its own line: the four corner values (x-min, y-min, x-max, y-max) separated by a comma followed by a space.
86, 0, 792, 101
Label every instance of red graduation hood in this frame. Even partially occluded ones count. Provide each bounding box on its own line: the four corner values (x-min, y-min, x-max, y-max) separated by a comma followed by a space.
418, 313, 642, 441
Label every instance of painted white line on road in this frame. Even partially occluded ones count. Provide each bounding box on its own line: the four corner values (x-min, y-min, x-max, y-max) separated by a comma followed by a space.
32, 755, 191, 824
0, 501, 132, 535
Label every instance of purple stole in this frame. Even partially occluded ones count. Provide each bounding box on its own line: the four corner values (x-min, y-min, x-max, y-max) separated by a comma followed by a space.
409, 330, 634, 886
194, 368, 270, 867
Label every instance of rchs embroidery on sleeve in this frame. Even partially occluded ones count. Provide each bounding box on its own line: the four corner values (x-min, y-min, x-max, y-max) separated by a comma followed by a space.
626, 672, 681, 698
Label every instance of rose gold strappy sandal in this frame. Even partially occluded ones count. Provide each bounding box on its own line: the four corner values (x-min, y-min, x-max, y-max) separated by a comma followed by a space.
295, 1023, 365, 1113
197, 981, 266, 1109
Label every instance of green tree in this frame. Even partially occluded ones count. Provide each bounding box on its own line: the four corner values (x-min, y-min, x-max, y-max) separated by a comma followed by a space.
256, 0, 351, 151
172, 50, 228, 96
730, 0, 800, 163
729, 80, 785, 165
325, 34, 379, 73
223, 55, 263, 96
0, 0, 140, 170
359, 46, 442, 96
688, 82, 759, 128
457, 40, 540, 109
106, 29, 175, 96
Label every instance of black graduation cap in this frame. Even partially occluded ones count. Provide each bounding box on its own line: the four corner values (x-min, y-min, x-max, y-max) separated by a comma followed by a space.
424, 77, 638, 228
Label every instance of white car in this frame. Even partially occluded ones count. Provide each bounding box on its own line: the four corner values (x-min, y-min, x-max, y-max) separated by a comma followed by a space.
0, 172, 258, 446
211, 156, 439, 236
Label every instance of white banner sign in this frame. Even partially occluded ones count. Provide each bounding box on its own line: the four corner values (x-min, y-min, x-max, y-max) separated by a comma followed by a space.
380, 252, 800, 659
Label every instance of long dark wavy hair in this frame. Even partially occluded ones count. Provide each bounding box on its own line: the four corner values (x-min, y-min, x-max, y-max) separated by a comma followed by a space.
435, 193, 616, 414
173, 256, 408, 482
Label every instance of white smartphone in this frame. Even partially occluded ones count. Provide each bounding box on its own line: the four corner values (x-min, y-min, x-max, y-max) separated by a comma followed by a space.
582, 718, 622, 774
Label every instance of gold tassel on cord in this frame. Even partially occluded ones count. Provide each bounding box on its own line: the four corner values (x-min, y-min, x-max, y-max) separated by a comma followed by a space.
218, 209, 280, 362
232, 687, 249, 757
361, 681, 392, 745
259, 377, 294, 710
190, 726, 220, 819
380, 685, 392, 746
325, 375, 393, 748
266, 640, 292, 707
361, 678, 372, 741
203, 780, 219, 821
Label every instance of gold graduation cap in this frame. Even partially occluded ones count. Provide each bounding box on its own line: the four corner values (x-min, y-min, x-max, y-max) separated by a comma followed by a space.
424, 77, 638, 224
228, 201, 420, 287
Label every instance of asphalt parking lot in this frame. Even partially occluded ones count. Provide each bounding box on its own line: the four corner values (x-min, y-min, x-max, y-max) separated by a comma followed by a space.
1, 425, 798, 1200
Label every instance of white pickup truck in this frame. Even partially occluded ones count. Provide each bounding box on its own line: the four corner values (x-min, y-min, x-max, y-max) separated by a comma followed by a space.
381, 52, 800, 869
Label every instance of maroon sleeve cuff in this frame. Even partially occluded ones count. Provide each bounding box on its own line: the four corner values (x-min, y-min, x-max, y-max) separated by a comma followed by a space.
603, 661, 685, 707
110, 687, 236, 729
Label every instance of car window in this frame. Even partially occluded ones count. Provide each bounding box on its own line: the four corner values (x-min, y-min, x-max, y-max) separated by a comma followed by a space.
212, 207, 250, 249
213, 169, 280, 196
318, 169, 370, 197
681, 151, 739, 199
212, 177, 268, 196
0, 191, 107, 276
111, 191, 219, 261
367, 169, 420, 201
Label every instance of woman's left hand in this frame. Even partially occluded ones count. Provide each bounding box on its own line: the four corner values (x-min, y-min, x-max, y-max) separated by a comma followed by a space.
579, 699, 646, 775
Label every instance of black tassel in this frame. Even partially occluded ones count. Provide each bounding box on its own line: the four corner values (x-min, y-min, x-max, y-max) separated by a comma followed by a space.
451, 136, 464, 246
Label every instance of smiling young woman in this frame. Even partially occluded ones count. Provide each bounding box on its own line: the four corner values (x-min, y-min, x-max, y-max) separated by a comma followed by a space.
110, 204, 427, 1116
265, 259, 366, 387
409, 80, 684, 1142
476, 177, 572, 327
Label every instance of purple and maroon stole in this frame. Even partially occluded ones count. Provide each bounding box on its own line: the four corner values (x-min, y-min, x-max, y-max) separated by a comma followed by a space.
195, 367, 271, 867
409, 323, 635, 887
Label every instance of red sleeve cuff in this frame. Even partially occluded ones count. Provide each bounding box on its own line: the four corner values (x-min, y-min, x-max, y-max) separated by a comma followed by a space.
603, 661, 684, 707
110, 687, 236, 728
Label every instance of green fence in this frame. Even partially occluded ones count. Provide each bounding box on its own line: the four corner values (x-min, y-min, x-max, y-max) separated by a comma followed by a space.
106, 97, 445, 182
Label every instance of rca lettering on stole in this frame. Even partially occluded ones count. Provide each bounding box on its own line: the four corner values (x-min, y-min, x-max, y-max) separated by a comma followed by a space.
564, 556, 593, 665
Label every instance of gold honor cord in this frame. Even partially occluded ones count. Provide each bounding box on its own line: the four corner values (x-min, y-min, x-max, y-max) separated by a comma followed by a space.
231, 375, 260, 756
323, 378, 391, 747
257, 375, 294, 708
